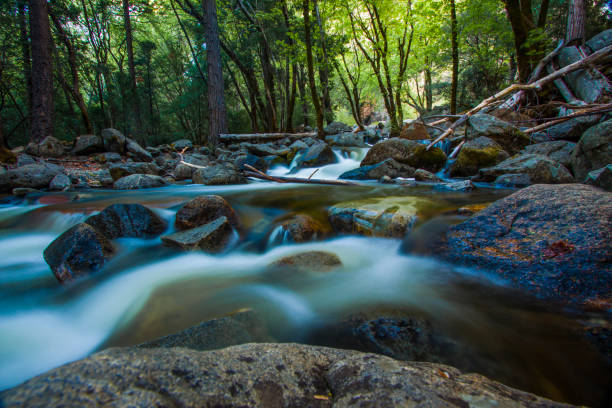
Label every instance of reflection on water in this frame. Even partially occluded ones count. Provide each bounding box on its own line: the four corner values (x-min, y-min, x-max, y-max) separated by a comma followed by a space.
0, 181, 610, 407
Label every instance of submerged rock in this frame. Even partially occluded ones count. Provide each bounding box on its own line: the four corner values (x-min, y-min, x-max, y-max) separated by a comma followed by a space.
450, 136, 509, 177
361, 138, 446, 172
175, 195, 241, 231
0, 343, 572, 407
269, 251, 342, 273
43, 223, 116, 283
570, 118, 612, 181
85, 203, 167, 239
339, 158, 415, 180
424, 184, 612, 309
476, 154, 574, 184
113, 174, 167, 190
161, 216, 234, 252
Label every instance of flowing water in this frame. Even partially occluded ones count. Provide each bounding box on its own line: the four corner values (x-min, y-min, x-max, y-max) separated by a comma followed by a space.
0, 151, 610, 406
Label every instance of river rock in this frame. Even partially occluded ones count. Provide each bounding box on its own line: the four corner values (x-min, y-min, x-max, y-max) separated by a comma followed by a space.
0, 343, 572, 408
476, 154, 574, 184
570, 118, 612, 181
101, 128, 127, 154
170, 139, 193, 151
467, 114, 531, 155
93, 152, 122, 163
85, 203, 167, 239
175, 195, 241, 231
324, 120, 352, 135
125, 138, 153, 162
25, 136, 64, 158
193, 163, 247, 185
339, 158, 415, 180
16, 153, 36, 167
243, 142, 291, 158
161, 216, 234, 252
522, 141, 576, 168
236, 153, 268, 173
72, 135, 104, 155
269, 214, 329, 243
585, 165, 612, 191
293, 143, 338, 169
48, 173, 71, 191
109, 162, 159, 181
4, 163, 62, 189
434, 180, 476, 192
399, 120, 430, 140
421, 184, 612, 309
65, 168, 114, 188
414, 168, 441, 182
269, 251, 342, 273
325, 132, 368, 148
43, 223, 116, 283
113, 174, 167, 190
361, 138, 446, 172
328, 196, 438, 238
139, 310, 273, 350
541, 115, 602, 141
450, 136, 509, 177
494, 173, 532, 187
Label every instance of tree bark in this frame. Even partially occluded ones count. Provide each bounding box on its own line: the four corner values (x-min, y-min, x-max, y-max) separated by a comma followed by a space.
450, 0, 458, 115
18, 0, 32, 128
566, 0, 585, 45
203, 0, 228, 148
28, 0, 53, 143
314, 0, 333, 125
303, 0, 324, 139
122, 0, 142, 141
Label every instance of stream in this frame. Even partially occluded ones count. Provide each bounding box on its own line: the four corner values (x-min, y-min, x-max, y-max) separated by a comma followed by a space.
0, 150, 610, 407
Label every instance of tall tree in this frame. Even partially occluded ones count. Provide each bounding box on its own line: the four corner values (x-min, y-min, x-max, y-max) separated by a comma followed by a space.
122, 0, 142, 140
203, 0, 228, 148
18, 0, 32, 129
303, 0, 324, 139
450, 0, 459, 115
566, 0, 585, 45
28, 0, 53, 143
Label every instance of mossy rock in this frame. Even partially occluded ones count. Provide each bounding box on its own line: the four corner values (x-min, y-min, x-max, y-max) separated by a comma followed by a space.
450, 137, 509, 177
361, 138, 446, 173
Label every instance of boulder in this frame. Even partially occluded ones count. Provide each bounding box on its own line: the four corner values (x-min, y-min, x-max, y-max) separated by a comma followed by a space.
558, 46, 608, 103
125, 138, 153, 162
399, 120, 430, 140
417, 184, 612, 309
65, 168, 114, 188
85, 203, 167, 239
113, 174, 167, 190
175, 195, 241, 231
108, 162, 159, 181
361, 138, 447, 173
325, 132, 367, 147
328, 196, 438, 238
72, 135, 104, 155
48, 174, 71, 191
541, 115, 602, 141
522, 141, 576, 168
476, 154, 574, 184
494, 173, 532, 188
192, 163, 247, 185
243, 143, 290, 158
414, 168, 441, 182
43, 223, 116, 283
101, 128, 127, 154
170, 139, 193, 151
339, 158, 415, 180
25, 136, 64, 158
0, 343, 571, 408
269, 214, 329, 243
161, 216, 234, 253
293, 143, 338, 169
16, 153, 36, 167
5, 163, 62, 189
323, 121, 352, 135
585, 165, 612, 192
268, 251, 342, 273
467, 114, 530, 155
450, 136, 509, 177
570, 118, 612, 180
236, 154, 268, 173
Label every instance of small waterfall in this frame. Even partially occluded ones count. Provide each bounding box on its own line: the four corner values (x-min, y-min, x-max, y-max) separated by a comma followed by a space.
269, 147, 368, 180
266, 225, 293, 248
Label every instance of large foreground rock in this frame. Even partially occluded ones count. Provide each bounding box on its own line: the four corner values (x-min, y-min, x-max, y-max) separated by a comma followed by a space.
161, 216, 234, 252
43, 223, 116, 283
0, 343, 571, 407
570, 118, 612, 180
85, 203, 167, 239
175, 195, 241, 231
476, 154, 574, 184
361, 138, 446, 172
415, 184, 612, 309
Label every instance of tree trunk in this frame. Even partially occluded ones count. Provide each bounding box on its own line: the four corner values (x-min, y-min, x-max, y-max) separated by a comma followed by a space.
566, 0, 585, 45
28, 0, 53, 143
122, 0, 142, 141
314, 0, 333, 125
425, 68, 432, 111
203, 0, 228, 149
503, 0, 535, 83
303, 0, 324, 139
450, 0, 458, 115
18, 0, 32, 129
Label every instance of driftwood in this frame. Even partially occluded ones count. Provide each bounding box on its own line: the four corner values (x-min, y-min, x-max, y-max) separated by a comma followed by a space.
220, 132, 316, 143
243, 164, 360, 186
524, 103, 612, 134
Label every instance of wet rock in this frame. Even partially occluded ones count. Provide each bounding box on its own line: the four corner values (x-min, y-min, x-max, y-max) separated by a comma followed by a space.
269, 214, 329, 243
113, 174, 167, 190
236, 153, 268, 173
293, 143, 338, 169
170, 139, 193, 151
72, 135, 104, 155
325, 132, 367, 147
570, 118, 612, 181
139, 310, 273, 350
16, 153, 36, 167
192, 163, 247, 185
43, 223, 116, 283
161, 216, 234, 253
5, 163, 62, 189
85, 203, 167, 239
48, 174, 71, 191
101, 128, 127, 154
399, 120, 430, 140
269, 251, 342, 273
328, 196, 438, 238
541, 115, 602, 141
467, 114, 530, 155
522, 141, 576, 168
584, 165, 612, 191
434, 180, 475, 192
108, 162, 160, 181
476, 154, 574, 184
324, 120, 352, 135
339, 158, 415, 180
25, 136, 64, 158
93, 152, 121, 163
426, 184, 612, 309
414, 168, 441, 182
361, 138, 446, 173
450, 136, 509, 177
0, 343, 571, 408
173, 154, 207, 180
125, 138, 153, 162
175, 195, 241, 231
494, 173, 532, 188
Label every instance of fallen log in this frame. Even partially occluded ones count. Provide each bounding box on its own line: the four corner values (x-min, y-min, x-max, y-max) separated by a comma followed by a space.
243, 164, 360, 186
524, 103, 612, 134
220, 132, 315, 143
